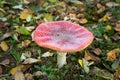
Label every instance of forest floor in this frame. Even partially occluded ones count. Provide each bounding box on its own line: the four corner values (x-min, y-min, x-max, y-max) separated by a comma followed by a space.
0, 0, 120, 80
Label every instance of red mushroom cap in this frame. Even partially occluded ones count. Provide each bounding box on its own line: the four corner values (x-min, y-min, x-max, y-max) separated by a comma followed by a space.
34, 21, 94, 52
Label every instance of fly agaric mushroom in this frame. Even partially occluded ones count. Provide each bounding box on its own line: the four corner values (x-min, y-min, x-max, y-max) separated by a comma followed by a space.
33, 21, 94, 68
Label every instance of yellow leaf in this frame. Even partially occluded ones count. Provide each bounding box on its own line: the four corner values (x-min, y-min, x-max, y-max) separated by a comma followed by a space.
20, 9, 33, 20
99, 14, 109, 21
106, 49, 120, 61
103, 34, 108, 40
78, 59, 83, 67
106, 25, 112, 31
79, 18, 88, 24
10, 65, 24, 75
21, 40, 31, 47
0, 41, 9, 51
44, 14, 53, 22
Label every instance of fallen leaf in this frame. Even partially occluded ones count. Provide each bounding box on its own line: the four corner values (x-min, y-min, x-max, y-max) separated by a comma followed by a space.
114, 70, 120, 79
20, 9, 33, 22
106, 49, 120, 61
0, 59, 10, 65
79, 18, 88, 24
14, 70, 25, 80
84, 51, 100, 62
106, 25, 112, 31
22, 58, 41, 64
99, 14, 109, 21
23, 0, 30, 4
34, 71, 44, 77
114, 22, 120, 32
78, 59, 83, 67
42, 51, 54, 57
103, 34, 109, 40
0, 32, 11, 41
0, 66, 2, 74
97, 3, 105, 14
106, 2, 120, 7
10, 65, 25, 75
110, 34, 120, 41
91, 67, 114, 80
0, 41, 9, 51
20, 51, 32, 61
93, 48, 102, 55
10, 65, 31, 75
44, 14, 53, 22
37, 0, 45, 6
25, 73, 33, 80
21, 40, 31, 47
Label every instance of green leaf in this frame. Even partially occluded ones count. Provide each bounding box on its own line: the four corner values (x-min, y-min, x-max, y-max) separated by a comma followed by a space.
17, 26, 30, 35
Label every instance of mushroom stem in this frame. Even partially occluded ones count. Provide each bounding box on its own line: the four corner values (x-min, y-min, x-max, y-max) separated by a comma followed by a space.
57, 52, 67, 68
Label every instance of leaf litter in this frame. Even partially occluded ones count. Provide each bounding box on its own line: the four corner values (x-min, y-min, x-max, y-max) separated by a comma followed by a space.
0, 0, 120, 80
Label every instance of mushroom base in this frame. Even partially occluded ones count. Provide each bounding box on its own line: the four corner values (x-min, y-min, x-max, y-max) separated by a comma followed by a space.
57, 52, 67, 68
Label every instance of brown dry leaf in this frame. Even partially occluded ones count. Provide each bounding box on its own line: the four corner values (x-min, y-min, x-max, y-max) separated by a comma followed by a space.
0, 59, 10, 65
25, 73, 34, 80
106, 2, 120, 7
111, 34, 120, 41
84, 51, 100, 62
97, 3, 105, 14
106, 49, 120, 61
93, 48, 102, 55
114, 22, 120, 32
79, 18, 88, 24
114, 66, 120, 79
0, 66, 2, 74
0, 41, 9, 51
22, 40, 31, 47
0, 32, 11, 41
14, 70, 25, 80
22, 58, 41, 64
37, 0, 45, 6
20, 9, 33, 21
